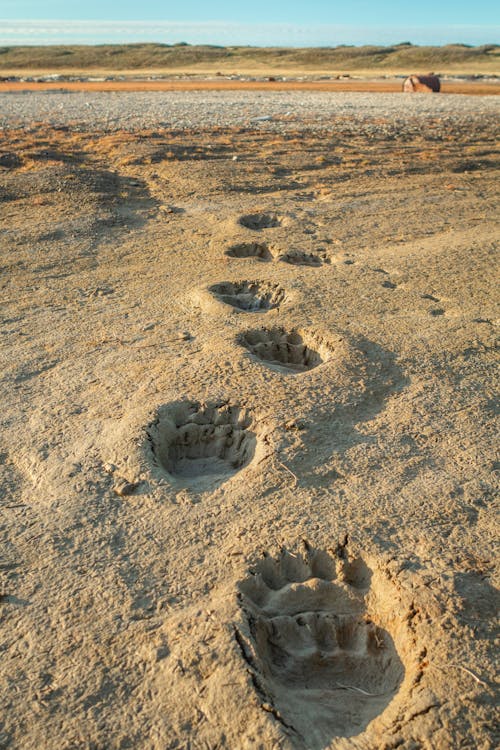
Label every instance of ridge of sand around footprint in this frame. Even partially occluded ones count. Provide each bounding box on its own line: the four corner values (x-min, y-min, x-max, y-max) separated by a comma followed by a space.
0, 99, 498, 750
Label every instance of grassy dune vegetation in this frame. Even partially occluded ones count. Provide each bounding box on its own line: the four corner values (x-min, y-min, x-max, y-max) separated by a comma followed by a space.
0, 42, 498, 75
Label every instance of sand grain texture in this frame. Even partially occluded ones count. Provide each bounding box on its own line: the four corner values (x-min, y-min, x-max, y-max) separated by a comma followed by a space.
0, 92, 498, 749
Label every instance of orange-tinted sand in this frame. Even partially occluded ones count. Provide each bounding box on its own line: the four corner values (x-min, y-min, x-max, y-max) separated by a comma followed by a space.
1, 79, 499, 95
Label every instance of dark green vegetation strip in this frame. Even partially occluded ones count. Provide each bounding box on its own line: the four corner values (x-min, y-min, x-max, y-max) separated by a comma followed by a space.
0, 43, 498, 70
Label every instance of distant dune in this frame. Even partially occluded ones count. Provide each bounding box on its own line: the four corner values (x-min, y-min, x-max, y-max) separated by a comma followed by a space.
0, 42, 498, 76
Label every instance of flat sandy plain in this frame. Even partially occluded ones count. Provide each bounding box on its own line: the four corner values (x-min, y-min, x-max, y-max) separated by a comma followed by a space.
0, 91, 499, 749
1, 80, 500, 95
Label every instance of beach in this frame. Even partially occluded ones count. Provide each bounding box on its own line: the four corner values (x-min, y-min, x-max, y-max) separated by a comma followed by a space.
0, 90, 498, 749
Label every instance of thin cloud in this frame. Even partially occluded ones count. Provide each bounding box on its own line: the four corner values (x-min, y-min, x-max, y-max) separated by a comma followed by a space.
0, 20, 498, 46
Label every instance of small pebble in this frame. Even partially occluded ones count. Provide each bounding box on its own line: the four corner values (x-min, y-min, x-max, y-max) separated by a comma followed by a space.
113, 480, 138, 497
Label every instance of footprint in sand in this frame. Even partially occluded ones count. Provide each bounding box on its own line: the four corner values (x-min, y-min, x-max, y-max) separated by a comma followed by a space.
238, 212, 282, 230
278, 249, 330, 267
225, 242, 274, 262
147, 400, 257, 486
237, 327, 335, 373
209, 280, 285, 312
236, 543, 404, 748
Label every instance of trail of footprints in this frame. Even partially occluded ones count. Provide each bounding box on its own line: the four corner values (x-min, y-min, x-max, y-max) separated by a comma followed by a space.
149, 212, 333, 484
144, 210, 407, 743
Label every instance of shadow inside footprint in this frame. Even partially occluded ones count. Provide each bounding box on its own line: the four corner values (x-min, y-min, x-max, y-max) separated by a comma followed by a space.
279, 250, 325, 267
147, 400, 257, 487
237, 327, 332, 373
239, 212, 281, 230
237, 544, 404, 748
226, 242, 274, 262
209, 281, 285, 312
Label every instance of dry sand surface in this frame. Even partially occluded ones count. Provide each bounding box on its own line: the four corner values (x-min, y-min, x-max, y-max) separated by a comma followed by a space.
0, 91, 499, 749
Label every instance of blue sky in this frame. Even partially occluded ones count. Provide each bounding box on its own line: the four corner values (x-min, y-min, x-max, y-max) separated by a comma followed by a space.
0, 1, 498, 45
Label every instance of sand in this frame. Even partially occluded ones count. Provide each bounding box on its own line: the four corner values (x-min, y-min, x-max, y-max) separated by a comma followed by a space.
1, 79, 499, 95
0, 92, 498, 750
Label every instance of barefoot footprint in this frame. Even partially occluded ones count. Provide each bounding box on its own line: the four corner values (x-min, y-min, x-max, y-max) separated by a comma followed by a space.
237, 543, 404, 747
